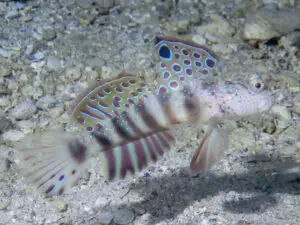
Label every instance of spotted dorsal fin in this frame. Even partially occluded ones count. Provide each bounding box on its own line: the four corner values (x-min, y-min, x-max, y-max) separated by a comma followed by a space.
70, 73, 147, 133
154, 36, 219, 95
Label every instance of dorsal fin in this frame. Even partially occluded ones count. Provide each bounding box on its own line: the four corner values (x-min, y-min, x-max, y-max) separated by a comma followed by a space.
70, 73, 147, 133
154, 36, 219, 95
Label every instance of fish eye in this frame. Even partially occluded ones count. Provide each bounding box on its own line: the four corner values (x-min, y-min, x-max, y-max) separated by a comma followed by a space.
255, 82, 262, 89
252, 80, 264, 92
247, 73, 265, 93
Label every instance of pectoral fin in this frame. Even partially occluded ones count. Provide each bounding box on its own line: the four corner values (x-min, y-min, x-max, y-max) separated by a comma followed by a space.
190, 127, 228, 173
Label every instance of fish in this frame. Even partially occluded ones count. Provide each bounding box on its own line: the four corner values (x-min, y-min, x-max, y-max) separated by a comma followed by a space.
15, 37, 274, 196
154, 36, 219, 95
15, 72, 274, 196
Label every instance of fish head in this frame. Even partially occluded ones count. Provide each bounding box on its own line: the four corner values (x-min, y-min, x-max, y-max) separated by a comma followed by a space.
216, 74, 274, 119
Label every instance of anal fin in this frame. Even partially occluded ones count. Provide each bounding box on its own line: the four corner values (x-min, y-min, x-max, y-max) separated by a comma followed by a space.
101, 130, 175, 180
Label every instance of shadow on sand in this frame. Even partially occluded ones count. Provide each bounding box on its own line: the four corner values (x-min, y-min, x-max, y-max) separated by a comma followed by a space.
113, 157, 300, 224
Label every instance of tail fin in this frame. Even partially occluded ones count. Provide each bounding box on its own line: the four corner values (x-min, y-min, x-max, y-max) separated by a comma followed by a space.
101, 130, 174, 180
190, 127, 228, 173
15, 131, 92, 196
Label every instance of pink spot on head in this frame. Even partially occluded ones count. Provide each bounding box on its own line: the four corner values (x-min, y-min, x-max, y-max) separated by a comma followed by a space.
170, 81, 179, 89
160, 63, 166, 68
159, 87, 167, 95
163, 71, 171, 79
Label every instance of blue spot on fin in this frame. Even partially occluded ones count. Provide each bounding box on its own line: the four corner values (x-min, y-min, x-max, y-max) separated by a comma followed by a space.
159, 45, 172, 59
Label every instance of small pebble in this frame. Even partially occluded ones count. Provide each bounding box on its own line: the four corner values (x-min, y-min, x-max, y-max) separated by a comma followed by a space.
19, 15, 32, 22
30, 51, 45, 62
47, 56, 61, 70
113, 208, 135, 225
17, 120, 35, 134
0, 156, 9, 172
5, 10, 20, 20
0, 96, 10, 107
48, 106, 64, 119
2, 130, 25, 142
77, 15, 95, 25
25, 44, 34, 55
196, 14, 235, 43
280, 166, 300, 182
247, 152, 270, 163
41, 29, 57, 42
270, 105, 291, 121
212, 43, 233, 54
0, 65, 11, 77
86, 57, 105, 68
36, 94, 56, 109
66, 67, 82, 81
292, 94, 300, 115
98, 212, 114, 225
192, 34, 206, 45
76, 0, 93, 9
10, 99, 37, 120
55, 200, 68, 212
0, 200, 10, 210
244, 8, 300, 40
0, 48, 14, 58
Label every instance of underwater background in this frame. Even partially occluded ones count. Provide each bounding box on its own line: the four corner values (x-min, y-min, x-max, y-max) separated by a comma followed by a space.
0, 0, 300, 224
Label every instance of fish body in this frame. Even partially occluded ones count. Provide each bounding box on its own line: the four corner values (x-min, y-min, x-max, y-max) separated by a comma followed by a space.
16, 73, 273, 195
15, 37, 274, 196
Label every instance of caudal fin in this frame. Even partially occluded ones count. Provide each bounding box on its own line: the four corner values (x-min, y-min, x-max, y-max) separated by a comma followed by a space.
101, 130, 175, 180
190, 127, 228, 173
16, 131, 92, 196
